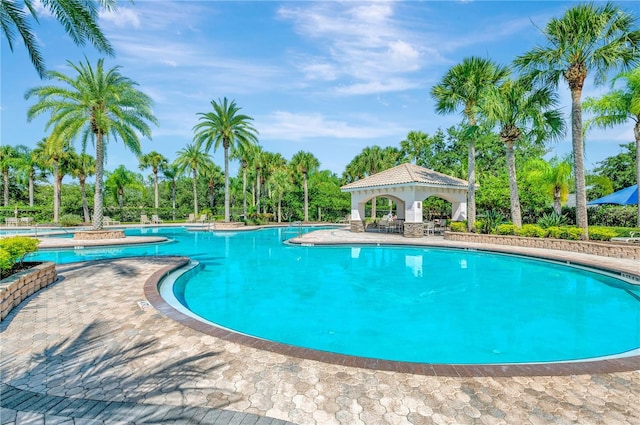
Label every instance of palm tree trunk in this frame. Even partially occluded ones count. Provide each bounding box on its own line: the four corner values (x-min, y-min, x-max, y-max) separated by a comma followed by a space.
303, 173, 309, 222
505, 142, 522, 227
224, 146, 230, 222
28, 171, 34, 207
93, 134, 105, 230
154, 171, 159, 209
53, 162, 60, 223
553, 188, 562, 215
3, 171, 8, 207
256, 169, 261, 214
171, 181, 176, 221
242, 167, 247, 219
467, 140, 476, 232
634, 121, 640, 228
80, 177, 90, 222
278, 195, 282, 223
570, 88, 588, 239
192, 168, 198, 217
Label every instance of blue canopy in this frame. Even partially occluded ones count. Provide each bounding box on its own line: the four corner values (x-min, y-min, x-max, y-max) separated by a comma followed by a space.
587, 184, 638, 206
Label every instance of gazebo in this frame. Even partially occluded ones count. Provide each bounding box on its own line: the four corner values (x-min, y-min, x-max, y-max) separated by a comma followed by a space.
341, 163, 469, 238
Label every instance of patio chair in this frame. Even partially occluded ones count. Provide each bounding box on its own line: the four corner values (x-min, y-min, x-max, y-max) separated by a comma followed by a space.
151, 214, 163, 224
5, 217, 18, 226
186, 213, 196, 223
611, 232, 640, 243
103, 216, 120, 226
140, 214, 152, 225
424, 221, 435, 236
197, 214, 208, 223
19, 217, 34, 226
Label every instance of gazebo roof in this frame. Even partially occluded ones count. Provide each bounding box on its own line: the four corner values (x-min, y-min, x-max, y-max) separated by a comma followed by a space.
341, 163, 468, 191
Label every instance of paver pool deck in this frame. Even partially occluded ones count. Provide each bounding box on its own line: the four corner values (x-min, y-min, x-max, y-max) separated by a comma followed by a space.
1, 227, 639, 424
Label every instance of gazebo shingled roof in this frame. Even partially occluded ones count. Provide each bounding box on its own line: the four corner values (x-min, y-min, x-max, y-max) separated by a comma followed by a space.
341, 163, 468, 191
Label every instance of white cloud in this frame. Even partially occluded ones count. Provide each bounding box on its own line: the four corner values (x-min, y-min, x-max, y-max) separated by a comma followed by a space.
257, 111, 402, 141
99, 7, 141, 28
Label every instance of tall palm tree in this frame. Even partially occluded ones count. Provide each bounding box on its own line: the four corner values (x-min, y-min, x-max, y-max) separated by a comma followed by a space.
35, 136, 74, 223
13, 144, 45, 208
290, 151, 320, 222
230, 141, 258, 220
69, 152, 96, 222
200, 161, 223, 210
26, 58, 157, 230
0, 0, 115, 77
0, 145, 19, 207
162, 163, 180, 221
584, 66, 640, 227
174, 143, 213, 217
482, 78, 565, 226
139, 151, 168, 210
105, 165, 143, 218
431, 56, 509, 231
400, 131, 430, 165
268, 166, 294, 223
514, 3, 640, 239
193, 97, 259, 222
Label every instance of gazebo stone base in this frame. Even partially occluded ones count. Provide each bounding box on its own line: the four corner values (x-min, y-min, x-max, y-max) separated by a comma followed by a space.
350, 220, 365, 233
403, 222, 423, 238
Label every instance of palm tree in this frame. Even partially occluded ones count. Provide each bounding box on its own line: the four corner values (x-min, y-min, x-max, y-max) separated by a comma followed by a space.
290, 151, 320, 222
482, 78, 565, 226
431, 56, 509, 231
162, 163, 180, 221
400, 131, 430, 165
0, 0, 115, 77
174, 143, 213, 217
0, 145, 18, 207
105, 165, 143, 218
26, 58, 157, 230
69, 152, 96, 222
200, 161, 223, 210
514, 3, 640, 239
35, 136, 74, 223
139, 151, 168, 210
230, 141, 258, 220
13, 145, 45, 208
193, 97, 259, 222
584, 67, 640, 227
526, 157, 573, 215
268, 166, 294, 223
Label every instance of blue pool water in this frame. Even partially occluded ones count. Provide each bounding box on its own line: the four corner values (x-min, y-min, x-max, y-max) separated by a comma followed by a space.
29, 226, 640, 364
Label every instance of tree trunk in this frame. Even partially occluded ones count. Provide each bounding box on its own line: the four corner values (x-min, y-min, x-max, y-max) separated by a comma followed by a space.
93, 134, 105, 230
53, 161, 60, 223
242, 167, 247, 219
80, 176, 90, 222
171, 181, 176, 221
28, 171, 34, 207
278, 195, 282, 223
154, 171, 159, 209
467, 139, 476, 232
505, 141, 522, 227
303, 172, 309, 222
3, 170, 8, 207
570, 88, 588, 239
256, 168, 261, 214
192, 168, 198, 217
553, 188, 562, 215
224, 146, 230, 222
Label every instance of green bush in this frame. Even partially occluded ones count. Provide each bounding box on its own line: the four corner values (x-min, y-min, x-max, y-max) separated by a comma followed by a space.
449, 221, 467, 232
515, 224, 547, 238
0, 236, 39, 278
586, 227, 618, 241
537, 212, 568, 228
477, 210, 507, 234
555, 226, 585, 240
495, 224, 516, 235
588, 205, 638, 227
59, 214, 82, 227
0, 248, 13, 275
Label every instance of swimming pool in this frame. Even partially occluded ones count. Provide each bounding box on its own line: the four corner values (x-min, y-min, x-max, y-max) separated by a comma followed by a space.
29, 226, 640, 365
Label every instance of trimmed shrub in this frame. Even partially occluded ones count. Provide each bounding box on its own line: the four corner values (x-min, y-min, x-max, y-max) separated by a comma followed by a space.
0, 236, 39, 278
588, 227, 618, 241
559, 226, 584, 240
477, 210, 506, 234
515, 224, 547, 238
449, 221, 467, 232
495, 224, 516, 235
59, 214, 82, 227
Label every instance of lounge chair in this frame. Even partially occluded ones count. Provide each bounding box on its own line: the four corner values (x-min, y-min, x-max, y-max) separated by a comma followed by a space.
611, 232, 640, 243
151, 214, 163, 224
197, 214, 208, 223
4, 217, 18, 226
186, 213, 196, 223
140, 214, 152, 225
103, 216, 120, 226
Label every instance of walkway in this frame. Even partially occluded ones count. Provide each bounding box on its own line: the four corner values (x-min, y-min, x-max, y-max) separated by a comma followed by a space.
1, 232, 639, 424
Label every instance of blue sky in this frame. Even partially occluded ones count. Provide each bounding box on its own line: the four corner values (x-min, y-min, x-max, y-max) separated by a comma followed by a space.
1, 0, 637, 179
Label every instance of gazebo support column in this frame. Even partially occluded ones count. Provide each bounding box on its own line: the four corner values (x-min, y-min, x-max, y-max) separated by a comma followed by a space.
350, 220, 365, 232
349, 201, 366, 233
452, 201, 467, 221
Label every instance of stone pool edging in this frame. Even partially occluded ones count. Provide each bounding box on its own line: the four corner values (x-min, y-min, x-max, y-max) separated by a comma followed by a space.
444, 231, 640, 260
0, 262, 56, 321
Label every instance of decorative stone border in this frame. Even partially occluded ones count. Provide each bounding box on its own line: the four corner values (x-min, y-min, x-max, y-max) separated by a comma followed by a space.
0, 262, 56, 321
74, 230, 125, 240
445, 232, 640, 260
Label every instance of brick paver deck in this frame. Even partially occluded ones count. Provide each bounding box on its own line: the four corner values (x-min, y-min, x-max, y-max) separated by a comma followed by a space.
1, 229, 639, 424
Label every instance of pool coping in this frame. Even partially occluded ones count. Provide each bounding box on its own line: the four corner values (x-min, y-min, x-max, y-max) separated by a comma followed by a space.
143, 249, 640, 378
